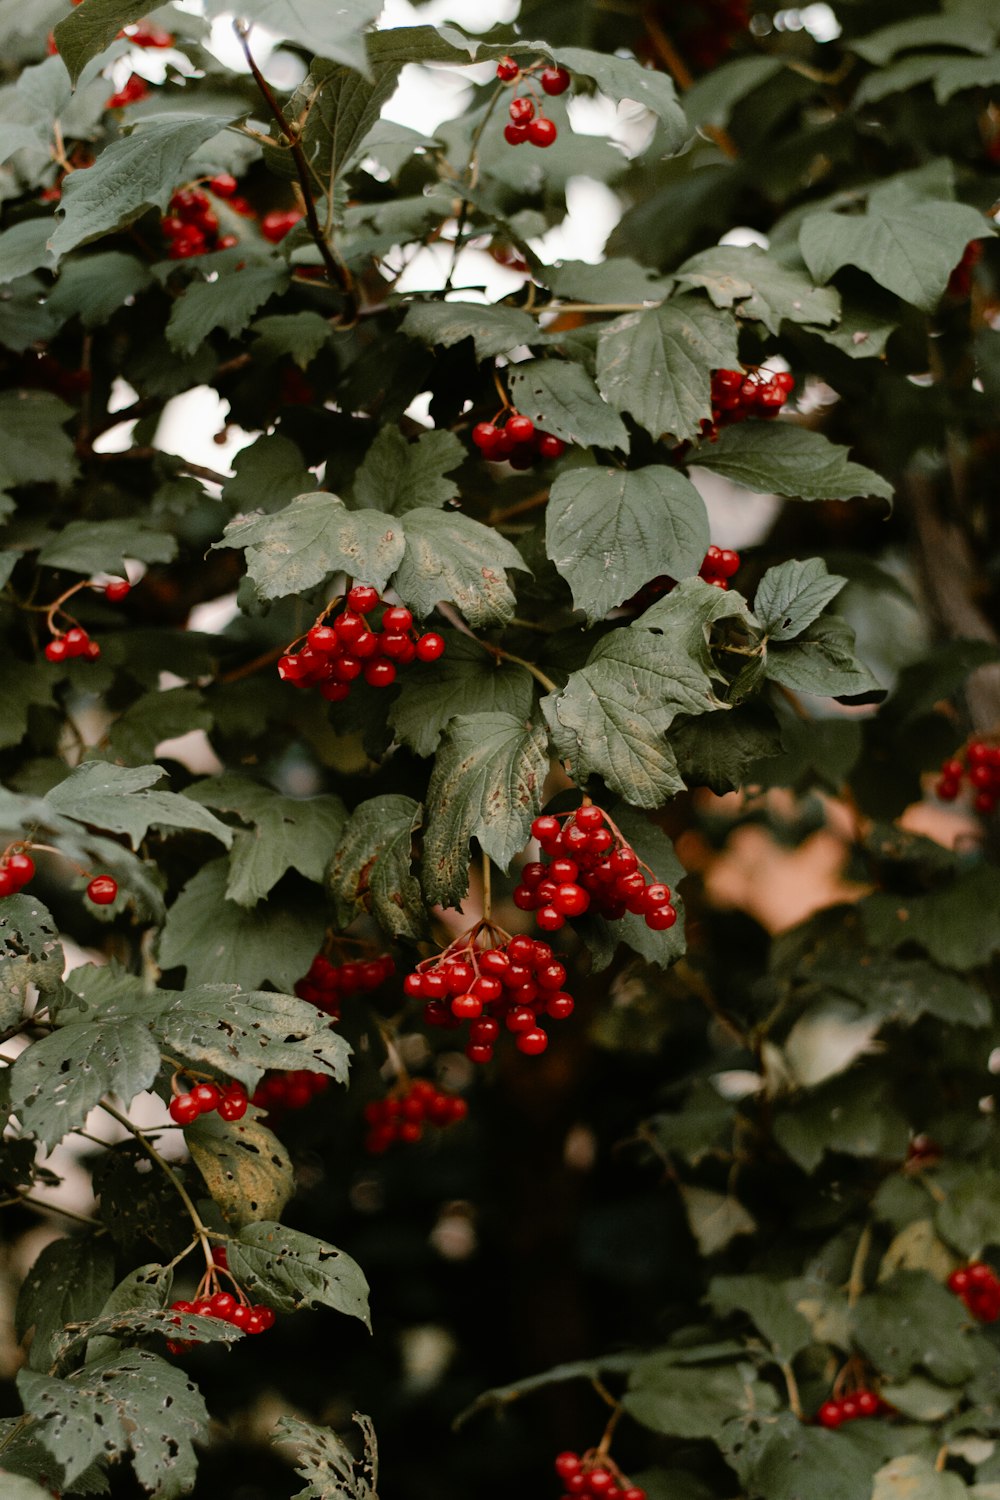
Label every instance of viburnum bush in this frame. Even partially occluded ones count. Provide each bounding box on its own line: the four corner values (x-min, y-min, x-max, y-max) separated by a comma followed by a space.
0, 0, 999, 1497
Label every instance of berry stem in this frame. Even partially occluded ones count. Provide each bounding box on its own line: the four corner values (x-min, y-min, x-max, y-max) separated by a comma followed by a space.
780, 1359, 804, 1421
444, 85, 509, 292
99, 1098, 215, 1272
847, 1222, 872, 1308
593, 1389, 623, 1456
482, 853, 493, 921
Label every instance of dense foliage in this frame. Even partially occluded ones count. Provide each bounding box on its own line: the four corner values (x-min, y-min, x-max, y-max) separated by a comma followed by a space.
0, 0, 999, 1496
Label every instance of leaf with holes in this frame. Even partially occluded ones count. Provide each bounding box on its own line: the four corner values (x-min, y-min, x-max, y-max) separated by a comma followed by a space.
274, 1412, 378, 1500
19, 1348, 209, 1496
229, 1221, 370, 1326
16, 1236, 115, 1372
546, 466, 709, 623
216, 493, 405, 600
186, 1111, 295, 1230
328, 794, 425, 941
421, 712, 549, 907
755, 558, 847, 642
9, 1018, 162, 1150
0, 894, 64, 1025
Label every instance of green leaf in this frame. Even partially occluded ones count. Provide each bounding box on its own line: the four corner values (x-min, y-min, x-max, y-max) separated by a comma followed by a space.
755, 559, 847, 642
85, 1263, 174, 1365
709, 1274, 813, 1360
690, 423, 894, 502
10, 1018, 162, 1149
934, 52, 1000, 103
773, 1070, 910, 1174
543, 630, 721, 807
15, 1236, 115, 1371
506, 361, 629, 452
862, 866, 1000, 970
297, 52, 407, 188
37, 519, 177, 573
273, 1412, 378, 1500
671, 704, 783, 794
157, 859, 326, 990
679, 1186, 757, 1256
250, 311, 331, 369
49, 116, 237, 259
765, 616, 883, 699
546, 466, 709, 623
203, 0, 382, 74
723, 1413, 908, 1500
222, 432, 315, 514
871, 1455, 969, 1500
166, 263, 289, 356
53, 0, 159, 82
388, 632, 534, 758
853, 1271, 980, 1385
185, 774, 346, 907
852, 13, 996, 64
0, 221, 57, 287
401, 300, 542, 360
557, 46, 689, 150
0, 391, 77, 488
674, 245, 840, 335
0, 894, 64, 1024
682, 54, 784, 128
935, 1171, 1000, 1259
392, 508, 528, 626
328, 793, 425, 942
19, 1348, 209, 1495
107, 687, 213, 764
799, 201, 990, 312
596, 297, 740, 442
187, 1111, 295, 1229
421, 712, 548, 906
65, 1305, 242, 1364
216, 493, 405, 600
46, 251, 153, 330
352, 425, 466, 516
624, 1359, 778, 1439
228, 1221, 370, 1326
46, 762, 232, 851
636, 575, 761, 678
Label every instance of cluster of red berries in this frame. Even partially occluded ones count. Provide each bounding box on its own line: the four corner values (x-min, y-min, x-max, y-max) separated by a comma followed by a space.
699, 545, 741, 589
166, 1292, 275, 1354
947, 240, 983, 298
554, 1452, 646, 1500
496, 57, 569, 147
0, 845, 118, 905
935, 740, 1000, 815
816, 1391, 887, 1429
948, 1263, 1000, 1323
701, 367, 794, 440
161, 180, 244, 260
404, 922, 574, 1063
513, 807, 676, 932
278, 586, 445, 701
261, 209, 304, 244
472, 412, 566, 468
169, 1079, 249, 1126
45, 626, 100, 664
251, 1069, 330, 1117
363, 1079, 468, 1153
293, 950, 395, 1021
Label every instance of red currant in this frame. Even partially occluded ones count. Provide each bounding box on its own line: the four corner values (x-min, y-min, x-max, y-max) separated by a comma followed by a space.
86, 875, 118, 905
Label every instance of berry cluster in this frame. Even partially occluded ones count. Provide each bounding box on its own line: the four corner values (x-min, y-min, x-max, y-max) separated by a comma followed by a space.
404, 922, 574, 1063
251, 1069, 330, 1117
496, 57, 569, 148
278, 586, 444, 701
701, 367, 794, 441
817, 1391, 887, 1428
42, 576, 133, 665
161, 181, 242, 261
294, 950, 395, 1021
0, 843, 118, 906
935, 739, 1000, 815
363, 1078, 468, 1153
261, 209, 304, 243
513, 807, 676, 932
554, 1452, 646, 1500
699, 545, 741, 589
948, 1263, 1000, 1323
169, 1079, 249, 1126
472, 412, 566, 468
45, 626, 100, 664
167, 1292, 275, 1354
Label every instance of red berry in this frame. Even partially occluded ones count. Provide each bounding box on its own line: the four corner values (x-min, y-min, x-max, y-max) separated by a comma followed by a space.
6, 853, 34, 886
364, 659, 397, 688
540, 65, 571, 95
508, 96, 535, 125
515, 1027, 548, 1055
473, 421, 499, 450
504, 122, 529, 146
496, 56, 519, 81
191, 1082, 223, 1113
817, 1400, 843, 1428
532, 815, 562, 843
218, 1089, 248, 1121
104, 579, 131, 602
537, 433, 566, 460
44, 638, 69, 662
415, 632, 445, 662
855, 1391, 879, 1417
536, 905, 566, 931
208, 172, 238, 198
260, 209, 302, 243
506, 413, 535, 443
382, 605, 413, 632
527, 117, 557, 147
555, 1454, 581, 1480
209, 1291, 237, 1319
230, 1303, 251, 1329
646, 904, 677, 931
553, 883, 589, 917
169, 1094, 200, 1126
86, 875, 118, 905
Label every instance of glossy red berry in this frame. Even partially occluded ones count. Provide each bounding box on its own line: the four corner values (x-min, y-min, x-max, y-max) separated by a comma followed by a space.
382, 605, 414, 632
540, 65, 570, 94
496, 56, 519, 81
364, 659, 397, 688
86, 875, 118, 905
506, 413, 535, 442
504, 122, 529, 146
6, 853, 34, 885
527, 117, 557, 147
508, 96, 535, 124
208, 172, 238, 198
169, 1094, 200, 1126
415, 632, 445, 662
104, 579, 131, 602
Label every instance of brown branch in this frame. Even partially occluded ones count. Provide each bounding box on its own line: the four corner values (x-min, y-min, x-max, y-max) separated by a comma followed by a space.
641, 7, 740, 160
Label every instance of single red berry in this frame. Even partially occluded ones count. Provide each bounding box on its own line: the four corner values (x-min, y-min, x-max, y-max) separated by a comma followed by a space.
506, 413, 535, 443
553, 883, 589, 917
415, 632, 445, 662
63, 627, 89, 656
817, 1400, 843, 1428
169, 1094, 200, 1126
508, 96, 535, 124
496, 56, 519, 81
209, 1291, 237, 1319
540, 65, 571, 95
6, 853, 34, 885
86, 875, 118, 905
260, 209, 302, 243
555, 1454, 582, 1480
646, 904, 677, 931
191, 1082, 223, 1113
218, 1090, 248, 1121
527, 116, 557, 147
208, 172, 238, 198
104, 579, 131, 602
473, 421, 500, 450
537, 433, 566, 460
504, 122, 529, 146
532, 814, 562, 843
44, 638, 69, 662
346, 584, 378, 614
515, 1027, 548, 1055
364, 659, 397, 688
230, 1303, 252, 1329
855, 1391, 880, 1417
382, 605, 413, 632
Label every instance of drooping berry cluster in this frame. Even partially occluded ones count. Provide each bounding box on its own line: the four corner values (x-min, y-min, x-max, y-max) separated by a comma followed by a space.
701, 367, 794, 440
166, 1292, 275, 1353
169, 1078, 249, 1126
935, 739, 1000, 815
363, 1078, 468, 1153
293, 950, 395, 1021
554, 1451, 646, 1500
161, 181, 242, 260
472, 412, 566, 468
496, 57, 569, 148
816, 1391, 888, 1428
45, 625, 100, 664
41, 575, 134, 665
698, 545, 741, 589
252, 1069, 330, 1117
278, 586, 444, 701
949, 1262, 1000, 1322
404, 922, 574, 1063
513, 807, 676, 932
